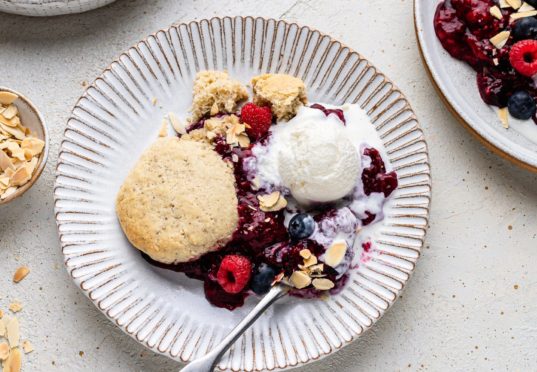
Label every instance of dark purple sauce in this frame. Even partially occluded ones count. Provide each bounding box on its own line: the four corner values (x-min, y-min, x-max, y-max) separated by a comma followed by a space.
145, 114, 397, 310
434, 0, 537, 109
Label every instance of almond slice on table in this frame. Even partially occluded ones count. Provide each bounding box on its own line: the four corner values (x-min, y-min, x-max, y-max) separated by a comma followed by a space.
21, 340, 33, 354
6, 317, 20, 348
13, 267, 30, 283
3, 347, 21, 372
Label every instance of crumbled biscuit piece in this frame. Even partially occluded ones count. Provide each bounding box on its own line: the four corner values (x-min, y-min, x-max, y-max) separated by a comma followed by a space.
189, 71, 248, 123
251, 74, 307, 120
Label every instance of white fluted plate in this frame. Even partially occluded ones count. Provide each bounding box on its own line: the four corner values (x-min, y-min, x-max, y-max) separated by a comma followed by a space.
54, 17, 431, 371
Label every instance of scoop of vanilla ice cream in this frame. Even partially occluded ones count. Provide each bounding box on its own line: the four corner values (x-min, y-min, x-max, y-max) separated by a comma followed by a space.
278, 118, 360, 205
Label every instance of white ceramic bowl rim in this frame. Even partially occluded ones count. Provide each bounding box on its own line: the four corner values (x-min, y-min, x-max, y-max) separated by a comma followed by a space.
0, 85, 49, 205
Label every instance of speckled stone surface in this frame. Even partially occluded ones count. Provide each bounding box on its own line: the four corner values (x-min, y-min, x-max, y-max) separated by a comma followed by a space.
0, 0, 536, 371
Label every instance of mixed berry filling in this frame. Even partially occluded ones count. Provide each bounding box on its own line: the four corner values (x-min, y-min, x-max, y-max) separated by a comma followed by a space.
145, 103, 398, 310
434, 0, 537, 121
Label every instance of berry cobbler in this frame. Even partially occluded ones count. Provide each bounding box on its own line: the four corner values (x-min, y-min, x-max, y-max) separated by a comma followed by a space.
116, 71, 398, 310
435, 0, 537, 125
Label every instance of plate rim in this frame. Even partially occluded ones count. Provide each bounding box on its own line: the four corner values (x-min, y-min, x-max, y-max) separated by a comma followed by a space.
54, 15, 433, 370
414, 0, 537, 173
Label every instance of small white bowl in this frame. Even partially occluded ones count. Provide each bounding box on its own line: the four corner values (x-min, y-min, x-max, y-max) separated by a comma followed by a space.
0, 87, 49, 206
0, 0, 116, 17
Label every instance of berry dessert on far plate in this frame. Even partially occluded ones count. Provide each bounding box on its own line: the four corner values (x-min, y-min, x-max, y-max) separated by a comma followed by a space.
434, 0, 537, 128
116, 71, 398, 310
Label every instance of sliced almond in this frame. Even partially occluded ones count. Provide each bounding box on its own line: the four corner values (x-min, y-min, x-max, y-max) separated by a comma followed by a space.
1, 187, 17, 200
0, 115, 19, 128
312, 278, 335, 291
499, 0, 511, 7
0, 150, 14, 171
507, 0, 522, 9
257, 191, 281, 208
6, 317, 19, 348
20, 137, 44, 156
168, 112, 186, 135
21, 341, 33, 354
519, 2, 536, 11
498, 107, 509, 128
10, 166, 31, 187
490, 30, 510, 49
0, 342, 9, 361
0, 92, 18, 106
260, 195, 287, 212
2, 105, 17, 120
510, 9, 537, 21
289, 271, 312, 289
8, 302, 22, 314
0, 123, 25, 140
13, 267, 29, 283
299, 249, 311, 259
490, 5, 503, 19
303, 254, 318, 268
3, 347, 21, 372
324, 241, 347, 267
237, 133, 250, 148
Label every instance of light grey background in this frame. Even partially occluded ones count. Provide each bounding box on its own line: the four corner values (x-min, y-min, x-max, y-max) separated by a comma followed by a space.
0, 0, 536, 371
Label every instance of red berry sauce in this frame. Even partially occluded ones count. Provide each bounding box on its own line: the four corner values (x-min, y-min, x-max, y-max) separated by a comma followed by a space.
434, 0, 537, 108
144, 111, 398, 310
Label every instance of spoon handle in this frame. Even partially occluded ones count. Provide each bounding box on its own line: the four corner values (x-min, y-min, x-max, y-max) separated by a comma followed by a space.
181, 284, 288, 372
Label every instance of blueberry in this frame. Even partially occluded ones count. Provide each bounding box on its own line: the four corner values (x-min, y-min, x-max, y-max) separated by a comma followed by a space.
507, 91, 536, 120
250, 263, 278, 295
288, 213, 315, 240
512, 17, 537, 40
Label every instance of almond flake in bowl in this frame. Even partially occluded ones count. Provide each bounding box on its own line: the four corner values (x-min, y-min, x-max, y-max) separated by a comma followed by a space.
0, 87, 48, 206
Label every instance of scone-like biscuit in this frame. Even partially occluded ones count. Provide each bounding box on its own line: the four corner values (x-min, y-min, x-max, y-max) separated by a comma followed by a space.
116, 137, 238, 264
190, 71, 248, 123
251, 74, 307, 120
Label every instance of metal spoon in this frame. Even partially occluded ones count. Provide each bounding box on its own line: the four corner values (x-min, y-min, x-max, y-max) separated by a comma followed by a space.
181, 284, 289, 372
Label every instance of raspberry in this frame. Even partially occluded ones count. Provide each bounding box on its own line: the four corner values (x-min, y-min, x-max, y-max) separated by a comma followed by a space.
240, 103, 273, 140
217, 255, 252, 294
509, 40, 537, 77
